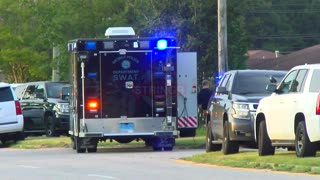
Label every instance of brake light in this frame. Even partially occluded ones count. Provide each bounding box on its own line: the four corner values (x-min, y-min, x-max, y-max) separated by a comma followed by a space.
317, 94, 320, 115
87, 99, 99, 112
15, 101, 22, 115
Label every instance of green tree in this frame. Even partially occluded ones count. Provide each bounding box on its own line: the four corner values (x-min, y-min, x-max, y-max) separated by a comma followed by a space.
2, 0, 318, 83
0, 0, 50, 83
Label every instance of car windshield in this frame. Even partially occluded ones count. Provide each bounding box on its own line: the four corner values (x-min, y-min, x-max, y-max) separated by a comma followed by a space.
46, 83, 69, 98
232, 73, 285, 95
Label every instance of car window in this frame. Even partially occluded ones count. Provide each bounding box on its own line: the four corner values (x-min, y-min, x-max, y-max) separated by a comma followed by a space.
35, 84, 45, 99
232, 72, 285, 94
22, 85, 37, 99
46, 83, 68, 98
278, 70, 298, 94
219, 74, 230, 88
309, 69, 320, 92
290, 69, 308, 93
225, 74, 234, 92
14, 84, 27, 100
0, 86, 14, 102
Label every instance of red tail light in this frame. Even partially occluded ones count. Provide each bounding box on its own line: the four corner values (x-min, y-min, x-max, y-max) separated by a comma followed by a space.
317, 94, 320, 115
15, 101, 22, 115
87, 99, 99, 112
206, 110, 210, 115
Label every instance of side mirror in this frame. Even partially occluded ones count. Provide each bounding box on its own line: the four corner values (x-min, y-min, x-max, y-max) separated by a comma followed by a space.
216, 86, 227, 94
269, 76, 278, 83
60, 87, 70, 100
266, 84, 277, 92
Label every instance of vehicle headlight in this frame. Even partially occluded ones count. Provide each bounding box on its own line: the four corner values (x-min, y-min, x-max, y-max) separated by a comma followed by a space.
231, 102, 250, 119
56, 103, 70, 113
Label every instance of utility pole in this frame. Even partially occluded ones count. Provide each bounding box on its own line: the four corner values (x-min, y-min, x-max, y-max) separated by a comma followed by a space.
52, 46, 60, 81
218, 0, 228, 74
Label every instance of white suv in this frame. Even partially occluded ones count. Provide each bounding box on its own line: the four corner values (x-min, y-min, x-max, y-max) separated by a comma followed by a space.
0, 83, 24, 144
255, 64, 320, 157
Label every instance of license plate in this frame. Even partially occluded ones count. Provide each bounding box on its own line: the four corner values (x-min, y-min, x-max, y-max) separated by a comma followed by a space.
120, 123, 134, 131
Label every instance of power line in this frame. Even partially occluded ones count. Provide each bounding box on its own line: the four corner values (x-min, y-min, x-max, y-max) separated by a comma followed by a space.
252, 35, 320, 39
249, 10, 320, 14
247, 4, 320, 8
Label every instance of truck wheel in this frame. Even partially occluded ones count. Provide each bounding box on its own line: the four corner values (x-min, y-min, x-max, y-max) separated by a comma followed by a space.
152, 136, 175, 151
144, 140, 152, 147
75, 137, 86, 153
164, 146, 173, 151
46, 116, 57, 137
165, 137, 175, 151
87, 147, 97, 153
71, 136, 76, 150
206, 121, 222, 152
258, 120, 275, 156
153, 146, 162, 151
295, 121, 316, 157
87, 139, 98, 153
222, 122, 239, 155
1, 139, 6, 145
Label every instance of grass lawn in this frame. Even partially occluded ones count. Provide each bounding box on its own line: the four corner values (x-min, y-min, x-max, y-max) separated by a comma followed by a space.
183, 150, 320, 175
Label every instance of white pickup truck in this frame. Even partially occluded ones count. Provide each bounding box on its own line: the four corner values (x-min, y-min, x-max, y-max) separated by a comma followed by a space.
255, 64, 320, 157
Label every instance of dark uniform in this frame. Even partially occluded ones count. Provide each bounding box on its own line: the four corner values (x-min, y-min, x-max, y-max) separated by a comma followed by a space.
197, 88, 212, 110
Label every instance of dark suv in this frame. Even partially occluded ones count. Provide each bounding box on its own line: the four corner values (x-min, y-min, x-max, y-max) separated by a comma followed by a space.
206, 70, 287, 154
14, 81, 70, 137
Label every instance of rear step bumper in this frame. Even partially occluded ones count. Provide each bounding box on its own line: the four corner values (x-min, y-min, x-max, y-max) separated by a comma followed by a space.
72, 130, 179, 138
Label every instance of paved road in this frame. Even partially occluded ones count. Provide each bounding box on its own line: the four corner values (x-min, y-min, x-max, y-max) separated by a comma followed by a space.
0, 146, 319, 180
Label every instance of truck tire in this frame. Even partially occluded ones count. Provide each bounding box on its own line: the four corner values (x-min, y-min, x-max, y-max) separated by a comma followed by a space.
258, 120, 275, 156
87, 147, 97, 153
152, 136, 175, 151
222, 122, 239, 155
71, 136, 76, 150
46, 116, 58, 137
163, 146, 173, 151
1, 138, 6, 145
75, 137, 86, 153
144, 140, 152, 147
206, 121, 222, 152
153, 146, 162, 151
295, 121, 316, 157
87, 139, 98, 153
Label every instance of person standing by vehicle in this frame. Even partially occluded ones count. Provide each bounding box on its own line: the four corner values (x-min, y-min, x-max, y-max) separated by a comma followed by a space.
197, 79, 213, 127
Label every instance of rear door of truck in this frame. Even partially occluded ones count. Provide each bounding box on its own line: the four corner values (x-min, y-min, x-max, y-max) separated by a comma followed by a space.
99, 51, 154, 118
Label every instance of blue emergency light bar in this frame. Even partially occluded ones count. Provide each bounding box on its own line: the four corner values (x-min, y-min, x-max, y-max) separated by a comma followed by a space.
156, 39, 168, 50
85, 41, 97, 50
215, 73, 224, 84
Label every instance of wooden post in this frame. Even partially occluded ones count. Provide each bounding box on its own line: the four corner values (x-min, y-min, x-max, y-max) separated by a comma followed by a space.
218, 0, 228, 74
52, 46, 60, 81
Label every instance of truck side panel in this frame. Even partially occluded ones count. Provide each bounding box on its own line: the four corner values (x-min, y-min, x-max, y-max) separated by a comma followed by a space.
177, 52, 198, 137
